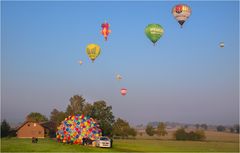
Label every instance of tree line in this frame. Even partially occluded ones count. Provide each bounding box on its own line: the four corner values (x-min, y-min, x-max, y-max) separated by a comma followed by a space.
1, 95, 137, 138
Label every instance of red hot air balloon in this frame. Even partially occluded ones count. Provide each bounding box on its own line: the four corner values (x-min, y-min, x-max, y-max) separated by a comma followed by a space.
121, 88, 127, 96
101, 21, 111, 41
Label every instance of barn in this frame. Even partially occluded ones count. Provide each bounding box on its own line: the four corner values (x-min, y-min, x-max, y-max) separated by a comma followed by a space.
16, 121, 45, 138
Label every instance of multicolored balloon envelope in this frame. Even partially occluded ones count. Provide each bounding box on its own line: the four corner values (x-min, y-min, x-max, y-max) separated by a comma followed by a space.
172, 4, 191, 28
86, 44, 101, 62
121, 88, 127, 96
101, 21, 111, 41
145, 24, 164, 45
56, 114, 102, 144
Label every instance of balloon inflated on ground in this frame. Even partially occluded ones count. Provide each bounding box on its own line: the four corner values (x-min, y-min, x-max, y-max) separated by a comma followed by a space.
145, 24, 164, 45
56, 114, 102, 144
172, 4, 191, 28
86, 44, 101, 62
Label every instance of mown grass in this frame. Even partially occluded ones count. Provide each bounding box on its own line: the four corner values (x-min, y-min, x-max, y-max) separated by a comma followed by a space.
1, 137, 239, 152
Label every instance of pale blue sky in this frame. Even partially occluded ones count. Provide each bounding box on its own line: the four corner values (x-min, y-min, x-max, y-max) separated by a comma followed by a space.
1, 1, 239, 126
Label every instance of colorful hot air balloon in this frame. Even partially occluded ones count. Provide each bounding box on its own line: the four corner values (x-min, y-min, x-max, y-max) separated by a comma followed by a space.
172, 4, 191, 28
101, 21, 111, 41
219, 42, 224, 48
145, 24, 164, 45
121, 88, 127, 96
86, 44, 101, 62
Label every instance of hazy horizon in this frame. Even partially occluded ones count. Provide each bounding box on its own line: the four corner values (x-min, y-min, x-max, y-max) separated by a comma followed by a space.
1, 1, 239, 127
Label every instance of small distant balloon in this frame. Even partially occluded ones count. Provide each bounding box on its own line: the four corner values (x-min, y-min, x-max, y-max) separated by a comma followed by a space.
116, 74, 122, 80
121, 88, 127, 96
219, 42, 224, 48
79, 60, 83, 65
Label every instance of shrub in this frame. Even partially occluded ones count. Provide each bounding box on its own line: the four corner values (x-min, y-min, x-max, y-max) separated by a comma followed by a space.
174, 128, 205, 141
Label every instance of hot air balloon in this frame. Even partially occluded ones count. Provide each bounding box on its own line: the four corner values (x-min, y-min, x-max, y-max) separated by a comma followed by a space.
172, 4, 191, 28
116, 74, 122, 80
101, 21, 111, 41
145, 24, 164, 45
86, 44, 101, 62
219, 42, 224, 48
79, 60, 83, 65
121, 88, 127, 96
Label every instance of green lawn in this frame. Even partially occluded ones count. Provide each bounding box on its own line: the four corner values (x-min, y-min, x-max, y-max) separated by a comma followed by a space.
1, 138, 239, 152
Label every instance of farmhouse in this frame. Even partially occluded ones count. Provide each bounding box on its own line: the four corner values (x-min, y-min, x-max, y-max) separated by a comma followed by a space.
16, 121, 49, 138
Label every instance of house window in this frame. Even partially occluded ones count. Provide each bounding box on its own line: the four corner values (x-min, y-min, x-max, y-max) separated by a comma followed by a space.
39, 131, 42, 134
28, 124, 30, 127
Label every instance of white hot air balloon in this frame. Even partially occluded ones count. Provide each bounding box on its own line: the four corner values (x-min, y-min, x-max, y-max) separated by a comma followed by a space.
219, 42, 224, 48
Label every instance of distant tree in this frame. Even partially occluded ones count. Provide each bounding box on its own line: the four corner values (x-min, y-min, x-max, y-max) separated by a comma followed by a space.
65, 95, 85, 116
195, 124, 200, 129
174, 128, 205, 141
200, 124, 208, 130
156, 122, 168, 137
230, 127, 235, 133
174, 128, 188, 140
145, 124, 155, 136
194, 130, 206, 140
216, 125, 226, 132
184, 125, 188, 129
112, 118, 130, 138
26, 112, 48, 122
1, 119, 11, 137
128, 127, 137, 137
234, 124, 239, 133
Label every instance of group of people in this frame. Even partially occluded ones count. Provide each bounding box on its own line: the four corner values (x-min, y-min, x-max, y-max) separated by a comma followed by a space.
32, 137, 38, 143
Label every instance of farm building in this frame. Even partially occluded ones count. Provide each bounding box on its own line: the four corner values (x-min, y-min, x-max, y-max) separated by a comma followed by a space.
16, 121, 45, 138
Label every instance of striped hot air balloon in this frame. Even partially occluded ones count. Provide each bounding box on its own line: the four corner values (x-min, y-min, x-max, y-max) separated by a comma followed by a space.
121, 88, 127, 96
172, 4, 191, 28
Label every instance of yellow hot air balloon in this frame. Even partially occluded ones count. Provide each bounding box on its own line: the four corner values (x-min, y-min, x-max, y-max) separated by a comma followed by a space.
86, 44, 101, 62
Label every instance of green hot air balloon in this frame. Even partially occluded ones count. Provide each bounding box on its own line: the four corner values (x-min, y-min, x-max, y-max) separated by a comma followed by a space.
145, 24, 164, 45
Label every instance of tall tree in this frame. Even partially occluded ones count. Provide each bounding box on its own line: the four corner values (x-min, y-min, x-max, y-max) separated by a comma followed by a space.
145, 124, 155, 136
26, 112, 48, 122
1, 119, 11, 137
156, 122, 168, 136
65, 95, 85, 116
91, 101, 115, 136
50, 108, 66, 128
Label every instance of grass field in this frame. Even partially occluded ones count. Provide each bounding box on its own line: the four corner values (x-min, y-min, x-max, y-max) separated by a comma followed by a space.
1, 135, 239, 152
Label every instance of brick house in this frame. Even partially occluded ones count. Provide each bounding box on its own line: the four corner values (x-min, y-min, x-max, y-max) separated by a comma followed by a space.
16, 121, 45, 138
